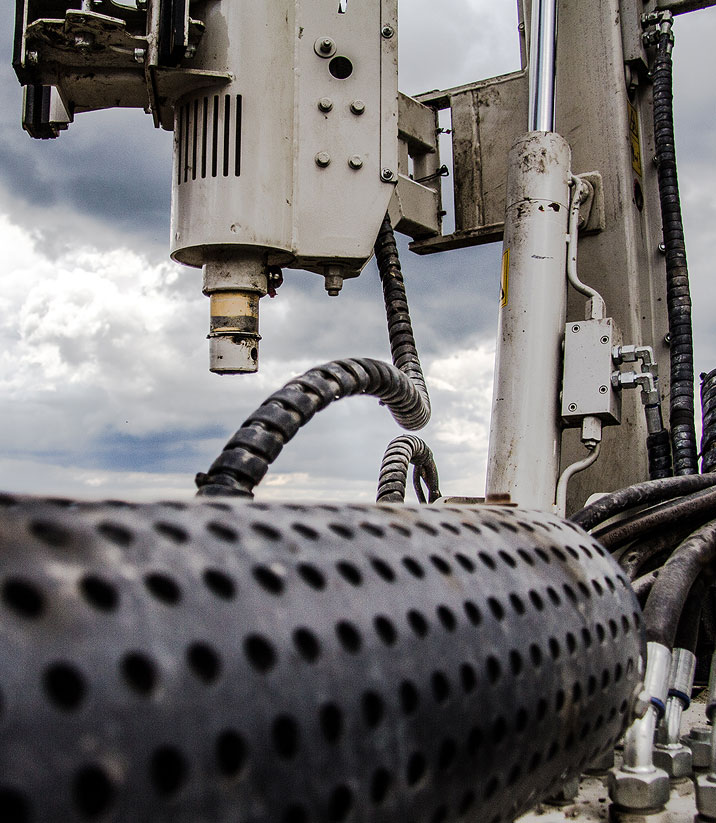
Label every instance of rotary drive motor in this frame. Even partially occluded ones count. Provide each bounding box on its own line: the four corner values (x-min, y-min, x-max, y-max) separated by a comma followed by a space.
14, 0, 399, 373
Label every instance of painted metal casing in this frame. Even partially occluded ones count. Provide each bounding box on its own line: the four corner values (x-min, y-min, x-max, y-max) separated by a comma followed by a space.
170, 0, 399, 276
486, 131, 571, 510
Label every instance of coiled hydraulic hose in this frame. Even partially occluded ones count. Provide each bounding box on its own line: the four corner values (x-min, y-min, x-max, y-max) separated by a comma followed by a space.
653, 22, 698, 474
643, 520, 716, 648
701, 369, 716, 473
196, 215, 431, 497
376, 435, 441, 503
570, 473, 716, 532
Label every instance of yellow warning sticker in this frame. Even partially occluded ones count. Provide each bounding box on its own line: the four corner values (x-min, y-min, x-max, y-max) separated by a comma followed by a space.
628, 100, 643, 177
500, 249, 509, 308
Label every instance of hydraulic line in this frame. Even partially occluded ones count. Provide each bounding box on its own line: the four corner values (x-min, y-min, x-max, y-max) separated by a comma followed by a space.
376, 435, 441, 504
643, 520, 716, 648
653, 19, 698, 474
196, 215, 431, 498
701, 369, 716, 473
594, 484, 716, 551
570, 473, 716, 532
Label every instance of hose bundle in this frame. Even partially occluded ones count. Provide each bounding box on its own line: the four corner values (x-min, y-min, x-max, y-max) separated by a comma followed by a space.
701, 369, 716, 473
196, 215, 431, 498
376, 435, 441, 503
653, 26, 698, 475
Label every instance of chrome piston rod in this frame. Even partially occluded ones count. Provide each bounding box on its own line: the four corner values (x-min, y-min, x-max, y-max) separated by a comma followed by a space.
529, 0, 559, 132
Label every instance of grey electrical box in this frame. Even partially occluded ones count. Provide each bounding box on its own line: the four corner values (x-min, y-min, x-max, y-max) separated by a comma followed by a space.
561, 318, 621, 426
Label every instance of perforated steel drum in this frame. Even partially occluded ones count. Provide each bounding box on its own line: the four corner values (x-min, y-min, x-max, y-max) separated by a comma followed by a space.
0, 496, 643, 823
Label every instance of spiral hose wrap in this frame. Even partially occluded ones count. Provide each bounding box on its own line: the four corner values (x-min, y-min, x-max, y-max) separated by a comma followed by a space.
196, 215, 431, 498
376, 435, 441, 504
700, 369, 716, 473
653, 29, 698, 474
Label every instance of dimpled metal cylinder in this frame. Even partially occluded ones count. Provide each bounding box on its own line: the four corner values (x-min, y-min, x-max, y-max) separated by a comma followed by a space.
0, 496, 644, 823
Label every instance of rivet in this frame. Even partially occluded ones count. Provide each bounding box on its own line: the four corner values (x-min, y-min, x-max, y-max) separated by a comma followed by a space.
315, 152, 331, 168
381, 25, 395, 38
599, 385, 609, 394
348, 155, 363, 170
381, 168, 395, 182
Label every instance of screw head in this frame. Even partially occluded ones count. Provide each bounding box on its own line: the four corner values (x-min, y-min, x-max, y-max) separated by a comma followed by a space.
381, 168, 395, 182
348, 155, 363, 170
320, 38, 334, 52
599, 385, 609, 394
318, 98, 333, 113
350, 99, 366, 115
600, 335, 610, 344
568, 403, 578, 412
571, 324, 581, 333
315, 151, 331, 168
658, 242, 666, 254
381, 24, 395, 38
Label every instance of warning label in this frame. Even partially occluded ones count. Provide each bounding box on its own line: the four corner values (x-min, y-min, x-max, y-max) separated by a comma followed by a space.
500, 249, 509, 308
628, 100, 643, 177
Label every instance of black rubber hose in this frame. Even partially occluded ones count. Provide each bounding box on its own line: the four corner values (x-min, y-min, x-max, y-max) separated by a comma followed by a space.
570, 473, 716, 532
618, 525, 688, 580
653, 27, 698, 475
701, 369, 716, 473
594, 485, 716, 551
643, 520, 716, 648
376, 435, 441, 503
673, 575, 707, 654
196, 215, 431, 498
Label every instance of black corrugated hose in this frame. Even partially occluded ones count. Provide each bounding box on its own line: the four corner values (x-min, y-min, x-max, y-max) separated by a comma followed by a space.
701, 369, 716, 473
653, 22, 699, 475
376, 435, 441, 504
196, 215, 431, 498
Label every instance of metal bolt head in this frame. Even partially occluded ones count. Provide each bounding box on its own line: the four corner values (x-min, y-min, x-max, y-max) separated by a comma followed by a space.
696, 773, 716, 818
664, 333, 671, 346
608, 766, 670, 810
653, 743, 693, 778
599, 385, 609, 394
381, 24, 395, 38
314, 37, 336, 57
600, 335, 610, 345
658, 242, 666, 254
315, 152, 331, 168
571, 324, 581, 333
518, 21, 526, 31
25, 50, 38, 65
568, 403, 578, 412
381, 168, 395, 182
318, 98, 333, 113
348, 155, 363, 170
350, 99, 366, 115
134, 48, 146, 63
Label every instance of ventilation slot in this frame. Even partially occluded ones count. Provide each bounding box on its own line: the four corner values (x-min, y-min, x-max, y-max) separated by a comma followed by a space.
176, 94, 242, 185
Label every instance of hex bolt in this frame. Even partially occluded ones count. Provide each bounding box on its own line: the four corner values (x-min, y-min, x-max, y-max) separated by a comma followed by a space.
350, 100, 366, 115
599, 385, 608, 394
348, 156, 363, 170
318, 98, 333, 113
315, 152, 331, 168
381, 168, 395, 182
381, 24, 395, 38
314, 37, 336, 58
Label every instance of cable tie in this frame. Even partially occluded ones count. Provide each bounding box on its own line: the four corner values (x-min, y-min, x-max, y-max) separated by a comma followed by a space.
667, 688, 690, 711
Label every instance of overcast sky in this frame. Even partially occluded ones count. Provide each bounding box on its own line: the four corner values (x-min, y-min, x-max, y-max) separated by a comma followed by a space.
0, 1, 715, 503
